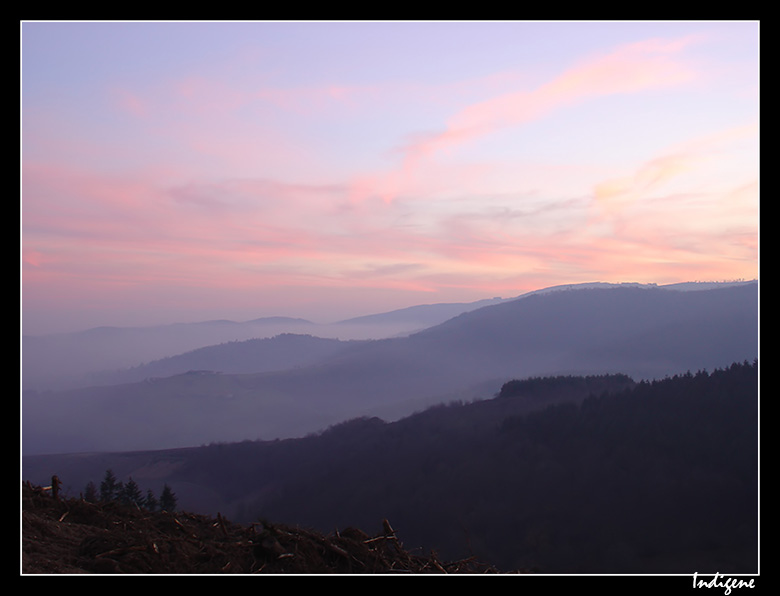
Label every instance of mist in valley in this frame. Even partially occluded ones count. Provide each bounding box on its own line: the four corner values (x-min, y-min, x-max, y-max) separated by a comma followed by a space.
22, 282, 757, 455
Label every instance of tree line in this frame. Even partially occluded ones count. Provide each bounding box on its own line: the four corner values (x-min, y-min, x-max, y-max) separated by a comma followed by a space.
82, 469, 177, 512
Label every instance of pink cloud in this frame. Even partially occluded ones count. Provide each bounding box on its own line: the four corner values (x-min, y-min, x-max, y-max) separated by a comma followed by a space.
23, 160, 433, 304
405, 36, 700, 165
22, 249, 45, 268
337, 36, 705, 209
592, 123, 758, 219
112, 89, 149, 118
593, 152, 700, 216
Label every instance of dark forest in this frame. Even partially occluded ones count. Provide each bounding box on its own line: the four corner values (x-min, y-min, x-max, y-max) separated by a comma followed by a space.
157, 360, 758, 573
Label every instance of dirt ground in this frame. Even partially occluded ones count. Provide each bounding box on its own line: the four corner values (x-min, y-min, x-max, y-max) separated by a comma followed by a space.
21, 481, 503, 574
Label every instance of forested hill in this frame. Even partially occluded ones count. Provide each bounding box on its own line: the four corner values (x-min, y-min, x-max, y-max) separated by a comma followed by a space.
173, 361, 758, 573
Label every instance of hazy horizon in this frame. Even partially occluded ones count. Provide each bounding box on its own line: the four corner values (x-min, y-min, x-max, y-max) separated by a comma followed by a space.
22, 21, 759, 336
21, 277, 756, 337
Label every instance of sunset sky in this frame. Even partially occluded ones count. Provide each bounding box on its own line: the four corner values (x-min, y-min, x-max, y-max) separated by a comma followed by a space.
21, 21, 759, 334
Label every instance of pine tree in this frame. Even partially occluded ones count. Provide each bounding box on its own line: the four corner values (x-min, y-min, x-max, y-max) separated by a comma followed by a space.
159, 484, 177, 512
83, 480, 98, 503
99, 469, 120, 502
119, 477, 144, 507
144, 489, 158, 512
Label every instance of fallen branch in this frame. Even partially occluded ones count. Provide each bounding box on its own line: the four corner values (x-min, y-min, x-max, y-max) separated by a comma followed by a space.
95, 545, 149, 559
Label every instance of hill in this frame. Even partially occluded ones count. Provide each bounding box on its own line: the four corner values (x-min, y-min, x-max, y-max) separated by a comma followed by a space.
22, 317, 322, 392
21, 482, 502, 574
23, 361, 758, 574
221, 362, 758, 573
22, 297, 508, 393
22, 283, 758, 455
332, 296, 507, 328
86, 333, 365, 387
22, 282, 758, 455
23, 281, 751, 393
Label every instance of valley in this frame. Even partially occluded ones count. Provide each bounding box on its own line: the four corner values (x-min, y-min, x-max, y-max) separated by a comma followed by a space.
22, 281, 758, 455
21, 280, 760, 574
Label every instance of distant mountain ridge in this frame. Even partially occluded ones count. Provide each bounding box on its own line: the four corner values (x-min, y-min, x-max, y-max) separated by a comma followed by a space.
22, 279, 756, 393
22, 297, 510, 392
333, 296, 507, 327
22, 281, 758, 456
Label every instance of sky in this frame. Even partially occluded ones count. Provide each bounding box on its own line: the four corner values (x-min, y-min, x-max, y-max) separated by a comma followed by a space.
21, 20, 759, 335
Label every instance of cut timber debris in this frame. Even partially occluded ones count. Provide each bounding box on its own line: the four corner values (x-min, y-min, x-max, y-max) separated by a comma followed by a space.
22, 481, 507, 574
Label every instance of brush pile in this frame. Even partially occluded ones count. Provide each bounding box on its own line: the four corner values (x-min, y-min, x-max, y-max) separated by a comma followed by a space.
22, 481, 503, 574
